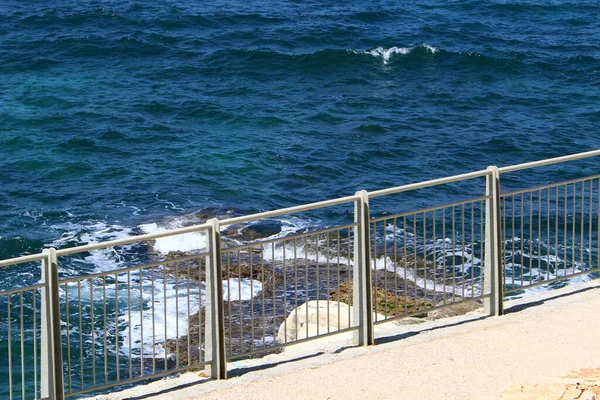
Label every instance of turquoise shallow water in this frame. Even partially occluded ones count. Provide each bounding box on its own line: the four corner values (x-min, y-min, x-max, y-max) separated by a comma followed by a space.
1, 1, 600, 395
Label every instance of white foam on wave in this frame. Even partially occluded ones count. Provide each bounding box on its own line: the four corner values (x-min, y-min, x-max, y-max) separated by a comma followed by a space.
223, 278, 263, 301
373, 255, 478, 297
261, 222, 478, 296
353, 43, 439, 65
503, 247, 594, 296
505, 272, 594, 299
137, 214, 311, 255
383, 224, 597, 298
119, 277, 263, 357
49, 218, 266, 359
273, 217, 314, 238
119, 279, 203, 358
50, 221, 133, 248
139, 222, 207, 255
262, 241, 347, 264
255, 218, 345, 264
50, 222, 135, 274
368, 46, 411, 64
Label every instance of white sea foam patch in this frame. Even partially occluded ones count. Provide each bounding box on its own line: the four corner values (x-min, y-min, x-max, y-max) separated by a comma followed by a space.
503, 248, 593, 294
260, 229, 479, 297
223, 278, 263, 301
382, 224, 600, 299
353, 43, 439, 65
119, 277, 263, 357
504, 269, 593, 299
49, 222, 135, 274
139, 222, 207, 255
261, 241, 349, 264
266, 216, 314, 240
50, 222, 134, 248
52, 217, 208, 258
138, 215, 310, 253
118, 279, 202, 358
50, 219, 264, 359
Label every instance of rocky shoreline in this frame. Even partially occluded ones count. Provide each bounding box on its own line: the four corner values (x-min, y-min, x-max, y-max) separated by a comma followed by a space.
157, 257, 468, 369
139, 213, 480, 371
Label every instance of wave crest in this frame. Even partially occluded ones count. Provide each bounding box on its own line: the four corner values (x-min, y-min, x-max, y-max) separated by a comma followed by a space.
353, 43, 439, 64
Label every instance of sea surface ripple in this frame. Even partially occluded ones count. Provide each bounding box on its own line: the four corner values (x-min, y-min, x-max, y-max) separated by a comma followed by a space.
1, 0, 599, 255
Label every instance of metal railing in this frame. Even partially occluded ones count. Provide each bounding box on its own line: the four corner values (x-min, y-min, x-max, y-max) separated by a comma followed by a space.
1, 149, 600, 399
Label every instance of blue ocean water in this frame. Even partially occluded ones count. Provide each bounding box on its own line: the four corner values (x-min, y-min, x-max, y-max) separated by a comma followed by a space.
1, 0, 600, 395
2, 0, 599, 259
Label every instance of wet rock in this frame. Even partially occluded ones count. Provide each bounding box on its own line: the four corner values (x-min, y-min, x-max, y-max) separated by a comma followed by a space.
222, 220, 283, 242
329, 280, 434, 318
161, 263, 282, 366
164, 308, 206, 368
159, 257, 280, 297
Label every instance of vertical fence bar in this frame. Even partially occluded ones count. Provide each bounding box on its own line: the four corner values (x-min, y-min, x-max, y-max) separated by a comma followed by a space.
204, 219, 227, 379
40, 248, 65, 400
40, 251, 50, 399
33, 286, 38, 398
484, 167, 504, 316
8, 295, 12, 400
20, 292, 25, 400
353, 190, 374, 346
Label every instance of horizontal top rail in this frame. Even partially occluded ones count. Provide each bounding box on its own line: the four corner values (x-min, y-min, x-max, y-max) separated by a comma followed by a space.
219, 194, 361, 227
370, 194, 490, 223
498, 149, 600, 174
222, 222, 358, 251
367, 169, 492, 198
0, 282, 46, 297
56, 222, 212, 256
0, 252, 47, 268
59, 251, 208, 283
500, 173, 600, 198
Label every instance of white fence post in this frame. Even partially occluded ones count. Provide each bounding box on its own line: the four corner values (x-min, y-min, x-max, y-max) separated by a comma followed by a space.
353, 191, 374, 346
40, 248, 65, 400
484, 167, 504, 316
204, 219, 227, 379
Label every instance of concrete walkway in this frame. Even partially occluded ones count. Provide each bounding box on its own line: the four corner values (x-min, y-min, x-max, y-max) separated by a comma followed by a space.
87, 280, 600, 400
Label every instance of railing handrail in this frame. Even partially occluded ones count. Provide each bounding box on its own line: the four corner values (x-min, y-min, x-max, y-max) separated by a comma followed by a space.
367, 169, 492, 198
498, 149, 600, 174
219, 194, 361, 227
0, 252, 47, 268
